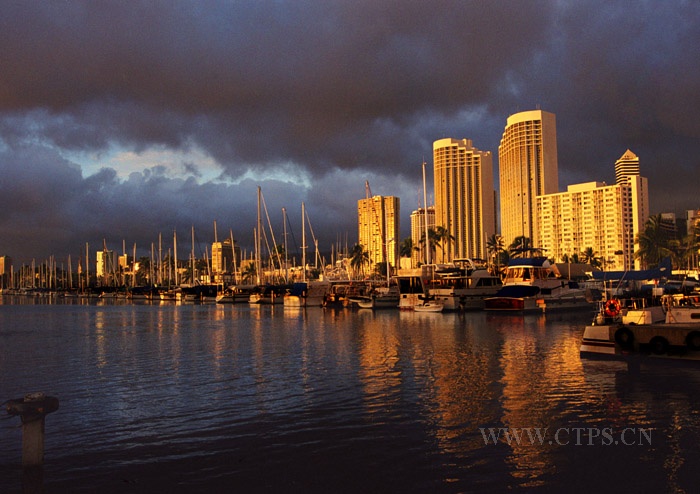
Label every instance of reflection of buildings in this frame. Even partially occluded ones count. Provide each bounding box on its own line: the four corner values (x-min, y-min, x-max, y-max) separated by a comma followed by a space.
499, 110, 559, 247
357, 195, 400, 269
433, 138, 496, 261
357, 311, 504, 458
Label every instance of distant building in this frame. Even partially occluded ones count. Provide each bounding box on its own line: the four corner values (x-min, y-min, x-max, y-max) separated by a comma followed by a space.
686, 209, 700, 236
499, 110, 559, 247
357, 195, 400, 269
537, 150, 649, 270
659, 212, 678, 236
212, 238, 236, 274
433, 138, 495, 262
615, 149, 640, 185
0, 256, 12, 289
410, 206, 435, 267
96, 250, 118, 286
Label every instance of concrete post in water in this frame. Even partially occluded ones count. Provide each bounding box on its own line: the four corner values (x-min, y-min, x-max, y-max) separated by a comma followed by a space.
6, 392, 59, 467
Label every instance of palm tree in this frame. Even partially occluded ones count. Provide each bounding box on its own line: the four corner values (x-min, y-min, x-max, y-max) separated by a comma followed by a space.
635, 214, 672, 269
486, 234, 505, 274
668, 233, 700, 271
349, 243, 370, 279
508, 236, 533, 258
580, 247, 602, 268
418, 228, 439, 264
562, 253, 581, 264
241, 263, 257, 284
399, 237, 415, 267
434, 226, 454, 263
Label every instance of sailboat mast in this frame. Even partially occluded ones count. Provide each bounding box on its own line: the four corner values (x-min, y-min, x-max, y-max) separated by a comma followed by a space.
422, 161, 431, 265
301, 202, 307, 282
86, 242, 89, 289
132, 242, 137, 288
191, 225, 196, 285
256, 186, 262, 285
230, 229, 238, 285
384, 206, 390, 286
173, 230, 178, 286
282, 207, 289, 282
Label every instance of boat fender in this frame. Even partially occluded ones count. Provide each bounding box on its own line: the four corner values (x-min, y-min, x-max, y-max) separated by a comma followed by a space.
614, 327, 634, 349
686, 332, 700, 351
604, 299, 621, 318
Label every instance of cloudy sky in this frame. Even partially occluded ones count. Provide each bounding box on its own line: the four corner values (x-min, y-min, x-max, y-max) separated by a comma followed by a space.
1, 0, 698, 264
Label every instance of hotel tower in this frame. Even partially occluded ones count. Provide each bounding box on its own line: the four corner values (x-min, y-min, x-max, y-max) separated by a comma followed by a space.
357, 195, 400, 269
433, 138, 495, 262
537, 150, 649, 270
498, 110, 559, 247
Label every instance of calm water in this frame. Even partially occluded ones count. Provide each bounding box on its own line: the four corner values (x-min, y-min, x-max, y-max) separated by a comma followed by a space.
1, 297, 700, 493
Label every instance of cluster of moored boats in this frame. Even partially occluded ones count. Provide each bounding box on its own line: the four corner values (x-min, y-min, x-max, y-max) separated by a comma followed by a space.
2, 257, 604, 313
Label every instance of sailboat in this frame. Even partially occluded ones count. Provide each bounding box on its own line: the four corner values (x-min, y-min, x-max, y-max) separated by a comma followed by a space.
284, 202, 330, 307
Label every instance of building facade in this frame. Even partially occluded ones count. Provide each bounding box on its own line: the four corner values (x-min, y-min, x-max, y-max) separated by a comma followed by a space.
537, 151, 649, 271
498, 110, 559, 248
433, 138, 495, 262
538, 182, 630, 269
0, 255, 12, 289
96, 249, 118, 286
615, 149, 640, 185
357, 195, 400, 269
410, 206, 435, 267
212, 239, 236, 274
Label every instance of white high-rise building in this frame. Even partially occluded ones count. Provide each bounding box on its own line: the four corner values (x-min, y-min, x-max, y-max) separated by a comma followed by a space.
537, 150, 649, 270
499, 110, 559, 247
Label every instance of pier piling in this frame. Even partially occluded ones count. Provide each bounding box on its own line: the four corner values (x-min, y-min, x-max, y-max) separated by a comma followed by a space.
6, 392, 59, 467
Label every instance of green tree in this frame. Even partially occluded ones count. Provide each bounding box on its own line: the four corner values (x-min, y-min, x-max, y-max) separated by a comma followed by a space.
418, 228, 439, 264
399, 237, 415, 267
508, 236, 533, 258
580, 247, 602, 268
434, 226, 455, 263
635, 214, 672, 269
241, 263, 257, 284
349, 243, 370, 279
486, 234, 505, 274
668, 233, 700, 271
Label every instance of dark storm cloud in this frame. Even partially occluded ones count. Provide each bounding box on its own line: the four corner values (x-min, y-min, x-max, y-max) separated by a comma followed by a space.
0, 0, 555, 171
1, 0, 699, 261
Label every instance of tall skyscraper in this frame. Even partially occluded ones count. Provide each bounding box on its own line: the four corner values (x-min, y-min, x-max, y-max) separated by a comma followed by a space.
498, 110, 559, 247
357, 195, 400, 269
410, 206, 435, 267
433, 138, 495, 262
615, 149, 640, 185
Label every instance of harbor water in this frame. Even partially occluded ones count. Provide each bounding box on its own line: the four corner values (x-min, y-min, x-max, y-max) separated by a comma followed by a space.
2, 297, 700, 493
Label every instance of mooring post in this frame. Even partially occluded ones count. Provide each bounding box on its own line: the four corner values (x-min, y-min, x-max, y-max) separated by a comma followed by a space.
6, 392, 59, 467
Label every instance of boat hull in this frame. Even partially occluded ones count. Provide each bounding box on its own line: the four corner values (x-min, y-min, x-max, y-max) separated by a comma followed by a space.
580, 323, 700, 360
